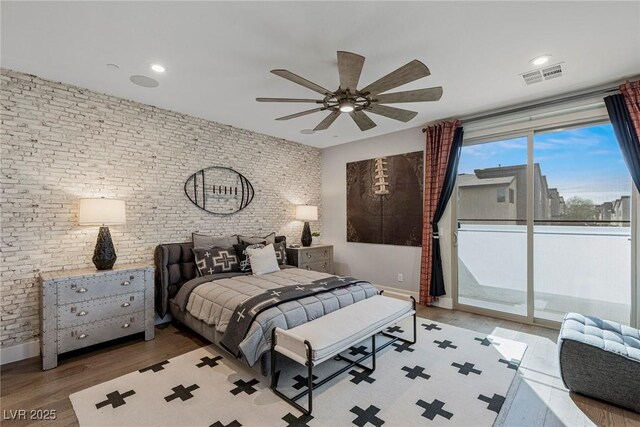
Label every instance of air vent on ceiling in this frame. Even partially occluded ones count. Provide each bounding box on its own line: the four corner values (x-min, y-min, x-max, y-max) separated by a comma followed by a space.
520, 62, 564, 85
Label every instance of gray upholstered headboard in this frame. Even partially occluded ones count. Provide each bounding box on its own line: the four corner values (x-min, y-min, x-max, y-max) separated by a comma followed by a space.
154, 236, 287, 317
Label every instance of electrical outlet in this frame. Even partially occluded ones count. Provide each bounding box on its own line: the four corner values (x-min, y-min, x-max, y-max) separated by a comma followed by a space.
397, 273, 403, 282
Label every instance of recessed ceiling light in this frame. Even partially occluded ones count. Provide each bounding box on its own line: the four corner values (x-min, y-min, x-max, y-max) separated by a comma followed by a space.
129, 75, 159, 88
300, 129, 315, 135
105, 63, 119, 70
150, 64, 165, 73
530, 55, 551, 66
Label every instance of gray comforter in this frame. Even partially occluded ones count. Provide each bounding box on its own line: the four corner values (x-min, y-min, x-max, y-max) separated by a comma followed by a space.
173, 268, 378, 366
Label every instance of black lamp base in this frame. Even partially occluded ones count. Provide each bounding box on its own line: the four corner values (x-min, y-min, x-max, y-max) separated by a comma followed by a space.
93, 226, 117, 270
301, 221, 312, 247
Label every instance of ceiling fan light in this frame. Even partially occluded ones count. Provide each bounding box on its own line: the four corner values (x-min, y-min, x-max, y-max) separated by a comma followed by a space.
339, 101, 355, 113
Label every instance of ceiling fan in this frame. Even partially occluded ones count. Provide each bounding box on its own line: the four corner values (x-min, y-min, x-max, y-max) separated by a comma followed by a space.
256, 51, 443, 132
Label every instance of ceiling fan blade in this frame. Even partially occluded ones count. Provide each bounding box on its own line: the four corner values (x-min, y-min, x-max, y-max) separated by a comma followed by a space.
256, 97, 322, 103
337, 51, 365, 92
271, 69, 332, 96
360, 60, 431, 95
375, 87, 443, 103
367, 104, 418, 122
349, 110, 377, 131
314, 111, 340, 131
275, 107, 325, 121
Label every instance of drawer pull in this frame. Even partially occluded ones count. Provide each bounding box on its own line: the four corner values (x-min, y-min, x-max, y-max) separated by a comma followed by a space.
76, 287, 87, 293
77, 333, 88, 340
77, 310, 88, 316
121, 302, 131, 307
323, 250, 327, 256
323, 262, 327, 268
306, 253, 312, 259
306, 266, 311, 270
122, 323, 130, 329
121, 281, 130, 286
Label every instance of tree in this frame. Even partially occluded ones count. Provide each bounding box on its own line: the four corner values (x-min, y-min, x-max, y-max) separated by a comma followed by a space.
564, 196, 596, 220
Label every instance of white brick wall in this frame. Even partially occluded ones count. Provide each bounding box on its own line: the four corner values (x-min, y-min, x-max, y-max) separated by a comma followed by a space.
0, 69, 322, 348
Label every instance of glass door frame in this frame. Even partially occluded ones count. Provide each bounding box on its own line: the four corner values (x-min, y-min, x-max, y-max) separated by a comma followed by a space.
451, 120, 639, 329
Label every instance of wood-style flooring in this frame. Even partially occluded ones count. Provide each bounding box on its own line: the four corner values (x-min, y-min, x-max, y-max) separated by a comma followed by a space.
1, 306, 639, 426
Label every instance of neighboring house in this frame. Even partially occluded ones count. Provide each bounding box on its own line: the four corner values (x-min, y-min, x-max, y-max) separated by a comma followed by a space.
460, 163, 554, 224
457, 174, 517, 222
548, 188, 566, 219
595, 196, 630, 223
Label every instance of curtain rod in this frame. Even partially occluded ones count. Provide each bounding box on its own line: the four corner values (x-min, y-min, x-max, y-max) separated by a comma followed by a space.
421, 85, 620, 133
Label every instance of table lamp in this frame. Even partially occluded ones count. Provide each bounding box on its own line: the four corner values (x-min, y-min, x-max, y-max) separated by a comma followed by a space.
296, 205, 317, 247
79, 198, 126, 270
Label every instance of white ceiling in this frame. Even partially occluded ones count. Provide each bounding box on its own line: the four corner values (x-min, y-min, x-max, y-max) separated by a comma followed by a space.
2, 1, 639, 148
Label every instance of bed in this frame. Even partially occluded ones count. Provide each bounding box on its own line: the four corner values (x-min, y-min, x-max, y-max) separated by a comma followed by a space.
154, 237, 379, 374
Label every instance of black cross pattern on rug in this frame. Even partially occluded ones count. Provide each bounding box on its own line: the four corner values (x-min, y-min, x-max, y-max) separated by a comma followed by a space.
164, 384, 200, 402
401, 365, 431, 380
498, 358, 521, 370
292, 374, 319, 390
478, 393, 505, 413
434, 339, 458, 349
416, 399, 454, 421
475, 337, 500, 347
421, 323, 442, 331
386, 325, 404, 334
210, 421, 242, 427
138, 360, 169, 373
350, 405, 384, 427
95, 390, 136, 409
230, 378, 260, 395
451, 362, 482, 375
282, 412, 314, 427
349, 368, 376, 385
348, 345, 369, 356
197, 355, 223, 368
391, 341, 415, 353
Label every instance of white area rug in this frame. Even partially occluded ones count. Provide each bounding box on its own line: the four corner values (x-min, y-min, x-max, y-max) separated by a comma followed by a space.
70, 317, 527, 426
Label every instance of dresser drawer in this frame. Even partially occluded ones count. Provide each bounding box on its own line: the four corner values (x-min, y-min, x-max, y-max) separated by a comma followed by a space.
56, 271, 145, 304
301, 259, 334, 274
57, 312, 145, 353
300, 247, 332, 263
57, 292, 144, 327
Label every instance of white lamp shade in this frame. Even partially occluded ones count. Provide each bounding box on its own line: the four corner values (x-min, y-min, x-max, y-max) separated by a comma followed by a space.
295, 205, 318, 221
79, 198, 126, 225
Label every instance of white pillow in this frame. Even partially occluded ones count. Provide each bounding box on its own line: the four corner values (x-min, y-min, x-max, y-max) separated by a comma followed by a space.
246, 243, 280, 275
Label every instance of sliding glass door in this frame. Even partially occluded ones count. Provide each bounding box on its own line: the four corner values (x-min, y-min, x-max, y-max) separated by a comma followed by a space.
454, 122, 634, 326
456, 137, 528, 315
533, 125, 632, 323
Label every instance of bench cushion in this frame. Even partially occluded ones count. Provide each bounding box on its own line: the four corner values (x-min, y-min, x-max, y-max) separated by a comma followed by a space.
275, 295, 413, 365
559, 312, 640, 362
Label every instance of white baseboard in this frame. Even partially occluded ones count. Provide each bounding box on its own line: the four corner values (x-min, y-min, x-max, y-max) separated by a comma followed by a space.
0, 339, 40, 365
374, 284, 419, 300
374, 285, 453, 310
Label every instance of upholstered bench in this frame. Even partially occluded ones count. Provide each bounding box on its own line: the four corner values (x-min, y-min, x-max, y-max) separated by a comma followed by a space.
271, 294, 416, 415
558, 312, 640, 413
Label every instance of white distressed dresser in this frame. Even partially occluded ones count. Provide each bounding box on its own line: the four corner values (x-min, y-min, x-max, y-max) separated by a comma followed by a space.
39, 263, 154, 370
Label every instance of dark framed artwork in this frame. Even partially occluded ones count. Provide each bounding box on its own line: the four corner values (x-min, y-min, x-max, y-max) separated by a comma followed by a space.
347, 151, 424, 246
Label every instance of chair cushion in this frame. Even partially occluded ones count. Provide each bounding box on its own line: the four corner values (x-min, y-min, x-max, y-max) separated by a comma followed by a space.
559, 312, 640, 362
277, 295, 413, 364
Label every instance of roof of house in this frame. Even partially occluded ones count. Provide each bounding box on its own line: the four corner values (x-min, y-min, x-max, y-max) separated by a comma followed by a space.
457, 174, 515, 188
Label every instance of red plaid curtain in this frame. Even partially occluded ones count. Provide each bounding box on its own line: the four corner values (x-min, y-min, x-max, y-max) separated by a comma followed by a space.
621, 81, 640, 137
420, 120, 461, 305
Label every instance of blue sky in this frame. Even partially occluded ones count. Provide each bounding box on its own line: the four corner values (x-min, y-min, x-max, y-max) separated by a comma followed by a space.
458, 123, 631, 204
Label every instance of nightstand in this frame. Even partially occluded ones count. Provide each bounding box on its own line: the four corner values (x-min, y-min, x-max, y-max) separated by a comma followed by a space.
286, 245, 334, 274
39, 263, 154, 370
